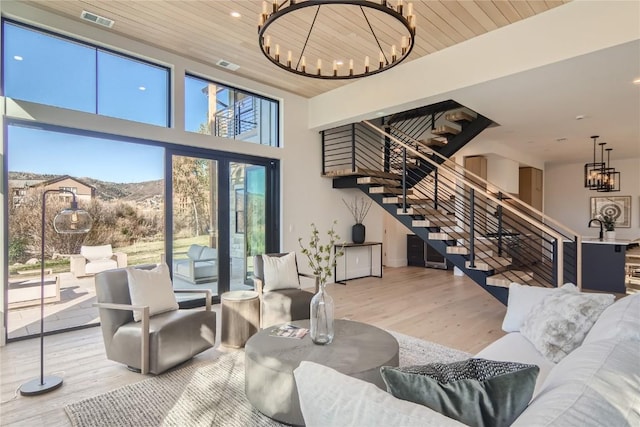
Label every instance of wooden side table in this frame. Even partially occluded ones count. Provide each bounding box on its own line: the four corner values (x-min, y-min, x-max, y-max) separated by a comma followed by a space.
221, 290, 260, 348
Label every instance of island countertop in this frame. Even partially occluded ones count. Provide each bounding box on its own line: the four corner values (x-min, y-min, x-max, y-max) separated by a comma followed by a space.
581, 237, 633, 245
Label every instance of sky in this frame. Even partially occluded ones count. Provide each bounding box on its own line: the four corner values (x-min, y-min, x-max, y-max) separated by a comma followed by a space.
8, 125, 164, 183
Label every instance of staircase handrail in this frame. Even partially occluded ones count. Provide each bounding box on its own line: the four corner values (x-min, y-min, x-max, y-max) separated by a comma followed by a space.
362, 120, 582, 288
385, 124, 582, 240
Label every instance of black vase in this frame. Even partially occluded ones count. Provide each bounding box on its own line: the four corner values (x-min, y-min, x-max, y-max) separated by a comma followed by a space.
352, 223, 365, 244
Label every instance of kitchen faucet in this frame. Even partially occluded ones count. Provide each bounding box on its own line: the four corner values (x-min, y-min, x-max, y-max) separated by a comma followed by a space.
588, 218, 604, 240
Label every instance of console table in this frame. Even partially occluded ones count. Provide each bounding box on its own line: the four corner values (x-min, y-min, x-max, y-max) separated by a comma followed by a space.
334, 242, 383, 284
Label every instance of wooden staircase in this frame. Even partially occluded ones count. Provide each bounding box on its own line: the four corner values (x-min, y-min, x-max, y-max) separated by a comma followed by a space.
321, 100, 582, 305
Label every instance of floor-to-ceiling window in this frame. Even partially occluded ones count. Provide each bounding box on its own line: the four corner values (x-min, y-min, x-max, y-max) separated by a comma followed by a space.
2, 19, 281, 342
5, 124, 165, 339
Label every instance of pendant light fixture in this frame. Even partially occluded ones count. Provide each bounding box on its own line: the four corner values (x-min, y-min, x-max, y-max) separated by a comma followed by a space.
583, 135, 621, 192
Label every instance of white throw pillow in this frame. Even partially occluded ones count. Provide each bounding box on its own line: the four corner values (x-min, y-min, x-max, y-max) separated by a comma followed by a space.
262, 252, 300, 292
126, 264, 178, 322
294, 361, 466, 427
520, 287, 614, 362
583, 292, 640, 345
502, 283, 578, 333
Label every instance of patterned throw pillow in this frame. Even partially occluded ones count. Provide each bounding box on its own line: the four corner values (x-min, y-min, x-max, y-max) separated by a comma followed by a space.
520, 288, 614, 362
381, 358, 539, 427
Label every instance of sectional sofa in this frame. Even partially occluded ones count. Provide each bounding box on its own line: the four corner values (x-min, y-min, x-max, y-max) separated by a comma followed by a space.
294, 285, 640, 426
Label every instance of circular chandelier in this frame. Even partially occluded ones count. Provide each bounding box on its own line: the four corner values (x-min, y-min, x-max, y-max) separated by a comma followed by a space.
258, 0, 416, 80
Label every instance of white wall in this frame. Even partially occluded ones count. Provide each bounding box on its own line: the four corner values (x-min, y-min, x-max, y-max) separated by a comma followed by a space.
545, 158, 640, 240
0, 2, 368, 292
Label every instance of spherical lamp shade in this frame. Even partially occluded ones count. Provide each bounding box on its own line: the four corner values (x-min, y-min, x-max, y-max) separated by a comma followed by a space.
53, 207, 93, 234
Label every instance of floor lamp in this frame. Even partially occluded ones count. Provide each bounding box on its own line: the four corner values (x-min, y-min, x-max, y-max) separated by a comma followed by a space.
19, 189, 92, 396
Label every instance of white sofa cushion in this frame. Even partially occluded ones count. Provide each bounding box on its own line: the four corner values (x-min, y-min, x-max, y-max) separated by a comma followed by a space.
85, 258, 118, 275
294, 361, 466, 427
512, 338, 640, 426
262, 252, 300, 291
583, 293, 640, 345
126, 263, 178, 322
81, 244, 114, 262
502, 283, 577, 333
520, 287, 614, 362
475, 332, 554, 397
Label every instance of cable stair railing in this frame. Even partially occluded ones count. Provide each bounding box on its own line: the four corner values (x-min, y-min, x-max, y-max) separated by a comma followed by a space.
321, 113, 582, 304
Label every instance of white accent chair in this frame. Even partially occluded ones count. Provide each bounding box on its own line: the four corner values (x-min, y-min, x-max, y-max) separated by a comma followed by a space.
70, 244, 128, 278
173, 244, 218, 284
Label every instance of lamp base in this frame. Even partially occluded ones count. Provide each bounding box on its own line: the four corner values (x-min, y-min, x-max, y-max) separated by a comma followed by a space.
19, 376, 63, 396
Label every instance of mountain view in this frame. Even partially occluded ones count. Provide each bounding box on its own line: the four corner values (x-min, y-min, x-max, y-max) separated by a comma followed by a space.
8, 171, 164, 203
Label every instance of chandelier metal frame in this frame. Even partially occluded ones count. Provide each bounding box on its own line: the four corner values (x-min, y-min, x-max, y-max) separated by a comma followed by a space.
258, 0, 416, 80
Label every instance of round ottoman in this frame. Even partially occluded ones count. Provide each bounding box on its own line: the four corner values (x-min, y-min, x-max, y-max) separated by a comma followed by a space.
245, 319, 399, 426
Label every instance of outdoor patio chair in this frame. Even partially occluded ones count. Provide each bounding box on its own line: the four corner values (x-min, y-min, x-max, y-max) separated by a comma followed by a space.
70, 244, 127, 277
173, 244, 218, 284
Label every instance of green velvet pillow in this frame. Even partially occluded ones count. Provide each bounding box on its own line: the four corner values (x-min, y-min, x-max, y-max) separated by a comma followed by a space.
380, 358, 539, 427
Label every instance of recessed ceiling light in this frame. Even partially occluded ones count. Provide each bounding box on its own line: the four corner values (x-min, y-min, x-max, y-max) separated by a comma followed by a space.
13, 55, 23, 61
138, 86, 146, 91
556, 137, 567, 142
575, 115, 585, 120
634, 77, 640, 85
230, 11, 241, 18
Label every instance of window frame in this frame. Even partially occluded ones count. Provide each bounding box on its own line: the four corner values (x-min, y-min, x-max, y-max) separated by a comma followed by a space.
1, 18, 172, 128
184, 73, 280, 147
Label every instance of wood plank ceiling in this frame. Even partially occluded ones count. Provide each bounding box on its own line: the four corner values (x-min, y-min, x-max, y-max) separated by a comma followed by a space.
22, 1, 570, 98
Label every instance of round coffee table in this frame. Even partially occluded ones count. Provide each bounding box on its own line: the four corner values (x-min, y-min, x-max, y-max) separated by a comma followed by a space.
245, 319, 399, 426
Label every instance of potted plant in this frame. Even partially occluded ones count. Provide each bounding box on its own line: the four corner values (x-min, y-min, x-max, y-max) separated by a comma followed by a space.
342, 196, 372, 244
600, 214, 616, 240
298, 221, 344, 344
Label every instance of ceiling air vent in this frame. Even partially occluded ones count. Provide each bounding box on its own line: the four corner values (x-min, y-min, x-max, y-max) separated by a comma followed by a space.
80, 11, 115, 28
216, 59, 240, 71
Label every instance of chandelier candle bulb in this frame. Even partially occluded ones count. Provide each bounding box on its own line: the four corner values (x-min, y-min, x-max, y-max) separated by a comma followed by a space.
272, 0, 277, 13
275, 44, 280, 62
397, 0, 403, 15
379, 51, 384, 68
287, 50, 292, 67
365, 55, 370, 72
317, 58, 322, 75
301, 56, 306, 73
391, 45, 397, 62
262, 1, 268, 15
349, 59, 354, 76
333, 60, 338, 76
407, 2, 413, 16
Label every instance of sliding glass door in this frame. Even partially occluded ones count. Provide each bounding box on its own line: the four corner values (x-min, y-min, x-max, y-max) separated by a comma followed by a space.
171, 155, 219, 299
168, 151, 277, 300
230, 162, 266, 291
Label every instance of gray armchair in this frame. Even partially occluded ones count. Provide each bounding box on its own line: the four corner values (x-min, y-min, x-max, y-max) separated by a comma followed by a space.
94, 266, 216, 374
253, 253, 317, 329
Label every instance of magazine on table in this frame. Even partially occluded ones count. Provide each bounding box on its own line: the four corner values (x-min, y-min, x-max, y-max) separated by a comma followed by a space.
270, 324, 309, 339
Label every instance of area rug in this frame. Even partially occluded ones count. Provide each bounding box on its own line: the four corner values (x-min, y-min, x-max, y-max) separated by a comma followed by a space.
65, 331, 471, 427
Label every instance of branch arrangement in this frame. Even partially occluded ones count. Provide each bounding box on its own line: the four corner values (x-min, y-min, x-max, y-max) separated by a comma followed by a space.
342, 197, 372, 224
298, 221, 344, 286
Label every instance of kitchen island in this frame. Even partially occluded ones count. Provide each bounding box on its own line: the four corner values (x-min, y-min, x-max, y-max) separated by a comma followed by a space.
565, 237, 631, 294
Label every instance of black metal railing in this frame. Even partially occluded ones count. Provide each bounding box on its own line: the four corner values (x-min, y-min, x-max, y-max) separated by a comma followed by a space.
321, 114, 582, 290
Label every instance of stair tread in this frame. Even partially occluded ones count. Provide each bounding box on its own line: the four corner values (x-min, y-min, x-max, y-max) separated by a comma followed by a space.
357, 176, 400, 186
323, 168, 400, 180
432, 124, 461, 136
485, 271, 536, 288
370, 186, 413, 195
444, 110, 476, 122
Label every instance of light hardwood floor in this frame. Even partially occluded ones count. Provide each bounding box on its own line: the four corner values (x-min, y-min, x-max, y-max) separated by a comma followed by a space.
0, 266, 506, 426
